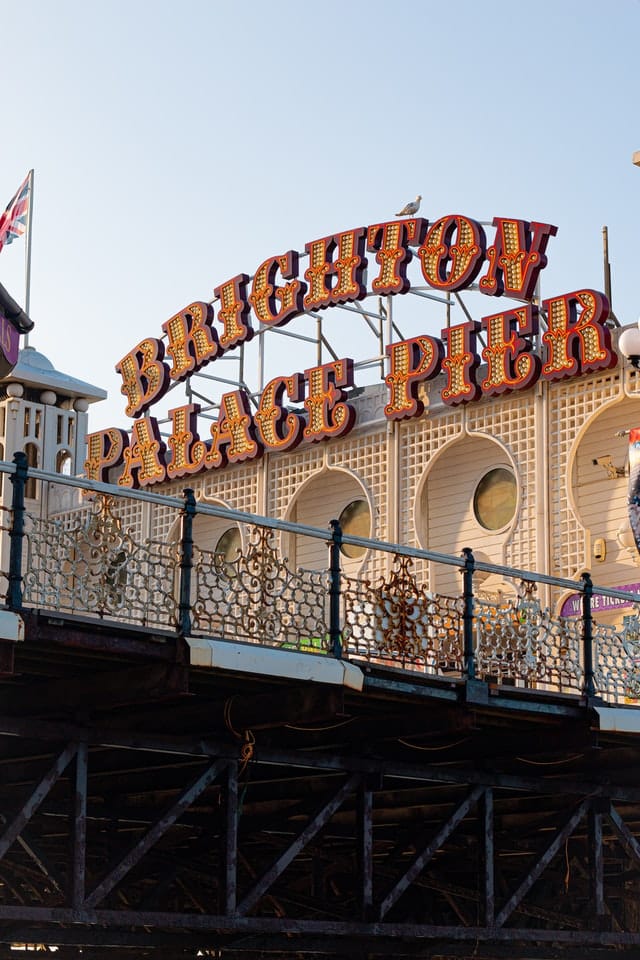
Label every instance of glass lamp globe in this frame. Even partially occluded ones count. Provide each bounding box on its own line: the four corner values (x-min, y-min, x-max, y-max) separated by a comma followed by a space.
618, 324, 640, 366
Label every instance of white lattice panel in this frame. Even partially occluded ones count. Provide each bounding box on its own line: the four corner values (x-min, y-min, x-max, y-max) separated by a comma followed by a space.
549, 370, 622, 580
155, 463, 261, 541
399, 406, 463, 587
466, 392, 537, 571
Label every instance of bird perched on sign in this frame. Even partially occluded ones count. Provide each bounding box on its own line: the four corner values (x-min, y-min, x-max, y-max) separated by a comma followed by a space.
395, 195, 421, 216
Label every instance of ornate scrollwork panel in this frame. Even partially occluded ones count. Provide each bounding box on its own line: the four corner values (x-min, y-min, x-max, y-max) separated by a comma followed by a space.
191, 526, 329, 650
595, 610, 640, 703
22, 496, 178, 627
342, 554, 464, 673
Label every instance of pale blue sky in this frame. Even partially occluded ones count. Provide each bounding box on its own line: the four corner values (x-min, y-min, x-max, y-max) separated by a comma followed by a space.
1, 0, 640, 431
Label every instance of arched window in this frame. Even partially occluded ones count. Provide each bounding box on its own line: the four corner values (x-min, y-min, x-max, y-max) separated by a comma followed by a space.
24, 443, 39, 500
56, 449, 73, 475
287, 471, 372, 571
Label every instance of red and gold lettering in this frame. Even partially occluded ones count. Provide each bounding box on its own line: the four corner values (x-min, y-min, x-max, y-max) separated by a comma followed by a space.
304, 228, 367, 310
205, 390, 261, 470
254, 374, 304, 452
541, 289, 615, 381
441, 322, 481, 406
214, 274, 253, 351
367, 218, 427, 296
303, 359, 356, 442
249, 251, 305, 328
115, 338, 169, 419
84, 428, 129, 483
480, 305, 541, 397
480, 218, 557, 300
418, 216, 486, 291
117, 418, 167, 489
162, 302, 218, 382
384, 335, 443, 421
166, 403, 208, 480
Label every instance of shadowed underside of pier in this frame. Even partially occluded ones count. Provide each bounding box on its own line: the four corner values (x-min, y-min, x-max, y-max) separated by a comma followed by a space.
0, 610, 640, 960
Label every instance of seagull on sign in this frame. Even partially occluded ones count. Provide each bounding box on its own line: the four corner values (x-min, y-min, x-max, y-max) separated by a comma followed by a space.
395, 194, 422, 216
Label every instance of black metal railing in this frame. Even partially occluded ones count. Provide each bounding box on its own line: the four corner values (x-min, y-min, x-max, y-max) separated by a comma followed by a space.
3, 453, 640, 704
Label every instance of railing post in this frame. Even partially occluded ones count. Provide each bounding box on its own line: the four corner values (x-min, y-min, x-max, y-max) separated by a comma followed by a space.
328, 519, 343, 659
581, 571, 596, 698
462, 547, 476, 681
178, 488, 196, 637
7, 452, 28, 611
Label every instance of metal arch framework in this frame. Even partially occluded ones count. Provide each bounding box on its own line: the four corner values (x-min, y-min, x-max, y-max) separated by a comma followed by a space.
2, 612, 640, 959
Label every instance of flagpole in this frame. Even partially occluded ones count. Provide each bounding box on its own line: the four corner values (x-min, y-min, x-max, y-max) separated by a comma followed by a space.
23, 169, 34, 346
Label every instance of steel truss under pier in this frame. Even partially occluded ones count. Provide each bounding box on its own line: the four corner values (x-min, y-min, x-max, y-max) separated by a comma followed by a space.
0, 611, 640, 959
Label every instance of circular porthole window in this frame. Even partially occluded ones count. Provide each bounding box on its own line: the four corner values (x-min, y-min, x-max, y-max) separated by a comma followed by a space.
338, 499, 371, 558
473, 467, 517, 531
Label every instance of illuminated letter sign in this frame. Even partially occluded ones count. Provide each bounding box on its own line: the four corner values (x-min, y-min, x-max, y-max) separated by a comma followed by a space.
116, 339, 170, 419
541, 289, 615, 381
480, 305, 541, 397
367, 218, 426, 296
101, 210, 618, 487
385, 335, 443, 420
249, 251, 305, 328
480, 218, 557, 300
304, 229, 367, 310
417, 215, 486, 292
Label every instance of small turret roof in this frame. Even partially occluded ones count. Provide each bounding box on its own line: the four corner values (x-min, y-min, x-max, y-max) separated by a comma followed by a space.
6, 345, 107, 403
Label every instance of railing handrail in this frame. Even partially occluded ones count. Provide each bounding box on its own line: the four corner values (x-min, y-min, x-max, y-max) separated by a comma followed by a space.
6, 454, 640, 702
1, 459, 638, 602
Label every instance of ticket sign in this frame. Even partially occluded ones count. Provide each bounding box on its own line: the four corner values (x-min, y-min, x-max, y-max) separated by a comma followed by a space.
560, 584, 640, 618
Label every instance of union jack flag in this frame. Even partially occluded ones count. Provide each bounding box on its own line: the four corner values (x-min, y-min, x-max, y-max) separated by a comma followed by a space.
0, 173, 31, 255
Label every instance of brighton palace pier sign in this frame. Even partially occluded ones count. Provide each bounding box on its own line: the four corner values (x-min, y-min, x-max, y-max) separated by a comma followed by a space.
85, 215, 617, 487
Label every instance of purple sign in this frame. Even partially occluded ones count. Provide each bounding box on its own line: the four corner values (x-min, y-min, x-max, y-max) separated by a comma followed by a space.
560, 583, 640, 618
0, 312, 19, 377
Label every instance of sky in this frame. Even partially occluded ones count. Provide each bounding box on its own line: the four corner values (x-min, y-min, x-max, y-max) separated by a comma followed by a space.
1, 0, 640, 434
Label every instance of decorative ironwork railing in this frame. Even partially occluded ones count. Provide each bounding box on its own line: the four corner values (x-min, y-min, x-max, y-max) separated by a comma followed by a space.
342, 555, 464, 672
2, 454, 640, 705
192, 526, 330, 650
22, 494, 178, 628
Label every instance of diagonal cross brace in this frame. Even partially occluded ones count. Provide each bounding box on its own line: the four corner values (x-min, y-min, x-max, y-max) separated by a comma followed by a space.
495, 798, 590, 928
85, 758, 228, 909
0, 741, 79, 862
608, 802, 640, 867
236, 773, 360, 917
379, 785, 485, 920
